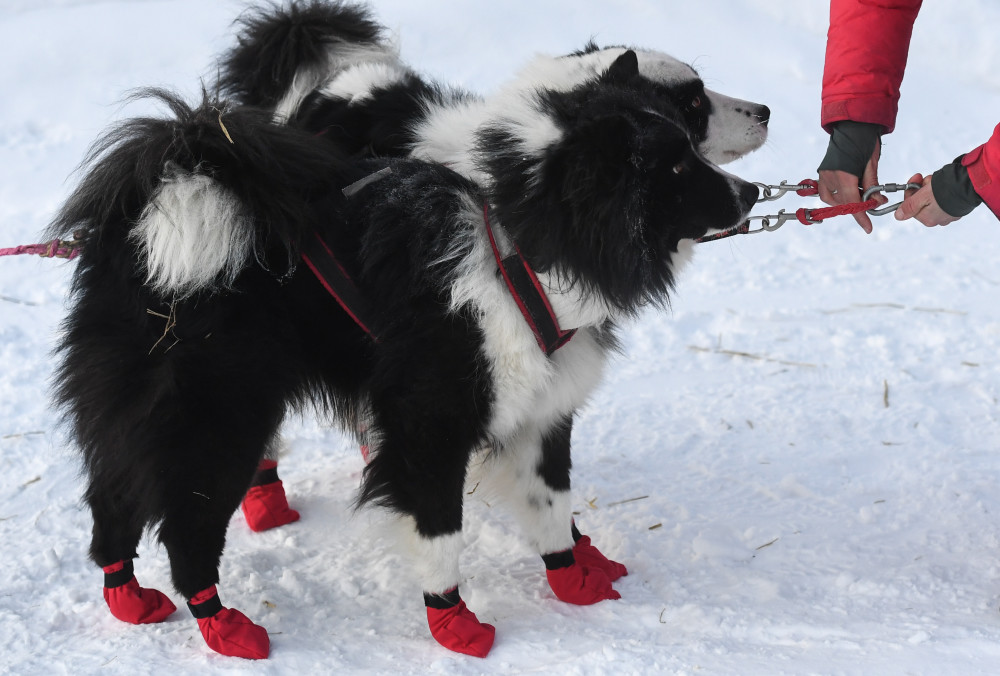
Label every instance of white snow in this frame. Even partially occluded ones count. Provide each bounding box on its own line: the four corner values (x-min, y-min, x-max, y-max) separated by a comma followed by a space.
3, 1, 1000, 674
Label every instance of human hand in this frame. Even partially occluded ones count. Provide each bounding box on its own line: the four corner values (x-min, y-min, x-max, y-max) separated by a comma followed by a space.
817, 144, 886, 234
894, 173, 961, 227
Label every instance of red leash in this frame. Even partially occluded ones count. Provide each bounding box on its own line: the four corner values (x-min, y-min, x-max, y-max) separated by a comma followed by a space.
786, 179, 882, 225
0, 236, 82, 260
697, 179, 918, 243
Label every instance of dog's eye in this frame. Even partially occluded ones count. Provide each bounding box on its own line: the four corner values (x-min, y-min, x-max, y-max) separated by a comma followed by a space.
689, 96, 702, 109
673, 162, 686, 175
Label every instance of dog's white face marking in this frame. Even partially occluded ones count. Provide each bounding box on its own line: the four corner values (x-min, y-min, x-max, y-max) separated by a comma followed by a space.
132, 172, 252, 297
699, 89, 770, 165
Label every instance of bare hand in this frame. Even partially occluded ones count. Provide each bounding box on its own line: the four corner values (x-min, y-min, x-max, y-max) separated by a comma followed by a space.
894, 173, 960, 227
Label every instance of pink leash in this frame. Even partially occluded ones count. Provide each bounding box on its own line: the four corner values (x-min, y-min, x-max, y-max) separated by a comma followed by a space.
0, 236, 82, 260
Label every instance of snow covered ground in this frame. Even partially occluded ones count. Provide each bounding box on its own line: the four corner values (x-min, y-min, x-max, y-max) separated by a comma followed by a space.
3, 1, 1000, 673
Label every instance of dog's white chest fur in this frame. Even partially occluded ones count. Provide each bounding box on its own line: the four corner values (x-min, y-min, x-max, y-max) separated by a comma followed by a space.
446, 210, 611, 441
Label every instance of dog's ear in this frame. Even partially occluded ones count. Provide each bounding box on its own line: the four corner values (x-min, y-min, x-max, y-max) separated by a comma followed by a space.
603, 50, 639, 84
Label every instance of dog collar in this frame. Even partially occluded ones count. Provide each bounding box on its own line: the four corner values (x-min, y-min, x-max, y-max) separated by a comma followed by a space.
483, 204, 576, 356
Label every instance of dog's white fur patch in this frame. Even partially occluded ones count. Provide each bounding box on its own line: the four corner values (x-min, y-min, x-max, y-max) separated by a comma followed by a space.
131, 172, 252, 297
397, 522, 465, 594
476, 427, 577, 556
317, 61, 414, 105
274, 41, 402, 123
442, 194, 610, 443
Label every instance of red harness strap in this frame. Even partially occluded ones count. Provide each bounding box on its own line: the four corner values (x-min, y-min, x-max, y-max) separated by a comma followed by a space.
483, 205, 575, 356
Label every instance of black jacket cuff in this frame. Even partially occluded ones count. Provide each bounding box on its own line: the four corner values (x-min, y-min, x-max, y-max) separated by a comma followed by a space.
931, 156, 982, 218
818, 121, 883, 180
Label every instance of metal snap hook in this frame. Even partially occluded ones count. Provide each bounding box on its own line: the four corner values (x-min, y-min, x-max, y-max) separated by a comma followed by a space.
864, 182, 922, 216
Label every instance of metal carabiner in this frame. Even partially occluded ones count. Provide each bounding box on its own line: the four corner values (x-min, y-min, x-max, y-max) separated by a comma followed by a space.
864, 182, 922, 216
744, 209, 802, 234
754, 181, 814, 203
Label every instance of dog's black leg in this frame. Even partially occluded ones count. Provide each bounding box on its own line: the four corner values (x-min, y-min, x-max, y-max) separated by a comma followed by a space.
87, 486, 146, 569
86, 486, 178, 625
153, 435, 272, 660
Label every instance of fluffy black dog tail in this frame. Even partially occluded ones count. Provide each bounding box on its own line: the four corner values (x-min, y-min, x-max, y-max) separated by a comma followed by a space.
217, 0, 388, 115
49, 89, 353, 297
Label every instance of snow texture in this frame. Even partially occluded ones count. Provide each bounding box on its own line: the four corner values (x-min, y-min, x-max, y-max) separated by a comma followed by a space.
3, 1, 1000, 674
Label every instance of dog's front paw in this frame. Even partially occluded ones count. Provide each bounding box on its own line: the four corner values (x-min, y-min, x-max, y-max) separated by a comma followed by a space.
572, 535, 628, 581
425, 596, 495, 658
102, 560, 177, 624
546, 561, 621, 605
189, 586, 270, 660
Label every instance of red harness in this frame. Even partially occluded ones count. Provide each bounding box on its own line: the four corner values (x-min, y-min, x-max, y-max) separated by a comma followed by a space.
301, 204, 574, 356
482, 205, 575, 356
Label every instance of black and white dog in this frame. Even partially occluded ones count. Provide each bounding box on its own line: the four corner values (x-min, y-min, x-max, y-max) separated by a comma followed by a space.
49, 4, 766, 662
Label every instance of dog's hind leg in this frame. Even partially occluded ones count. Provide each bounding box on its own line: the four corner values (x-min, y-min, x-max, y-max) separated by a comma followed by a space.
154, 425, 277, 660
139, 362, 296, 661
362, 382, 496, 657
240, 455, 300, 533
494, 417, 624, 605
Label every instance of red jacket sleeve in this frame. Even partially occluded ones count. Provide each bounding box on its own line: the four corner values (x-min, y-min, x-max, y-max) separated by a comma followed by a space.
821, 0, 923, 133
963, 124, 1000, 219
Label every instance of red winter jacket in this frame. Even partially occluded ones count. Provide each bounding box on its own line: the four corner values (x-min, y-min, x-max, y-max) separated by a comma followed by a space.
821, 0, 1000, 218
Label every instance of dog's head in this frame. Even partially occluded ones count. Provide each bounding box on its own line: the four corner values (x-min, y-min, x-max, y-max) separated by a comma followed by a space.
629, 46, 770, 165
479, 50, 758, 315
517, 42, 769, 166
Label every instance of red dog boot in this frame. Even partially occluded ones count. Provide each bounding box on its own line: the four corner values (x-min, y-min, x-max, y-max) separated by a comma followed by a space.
188, 586, 270, 660
241, 459, 300, 532
543, 549, 621, 605
572, 523, 628, 581
424, 588, 495, 658
102, 559, 176, 624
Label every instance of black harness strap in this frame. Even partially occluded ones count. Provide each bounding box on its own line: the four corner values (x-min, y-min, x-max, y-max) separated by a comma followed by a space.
103, 560, 135, 589
301, 231, 382, 342
187, 592, 224, 620
483, 205, 575, 356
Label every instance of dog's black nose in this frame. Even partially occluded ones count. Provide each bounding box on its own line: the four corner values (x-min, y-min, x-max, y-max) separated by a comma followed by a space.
740, 181, 759, 209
